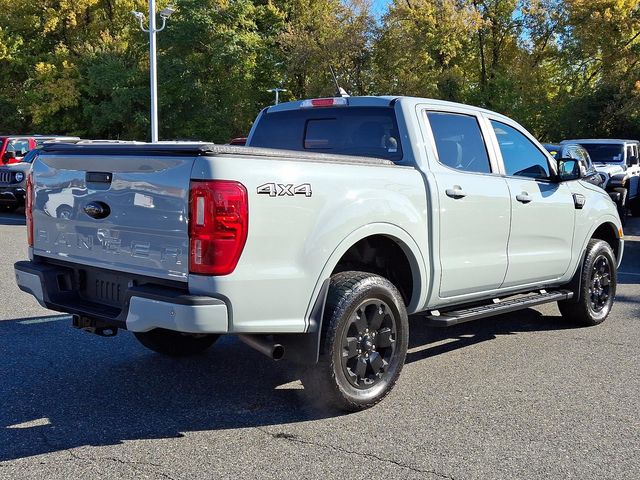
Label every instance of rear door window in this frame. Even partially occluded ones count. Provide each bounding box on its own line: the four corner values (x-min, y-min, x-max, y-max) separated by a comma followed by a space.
249, 107, 403, 161
427, 112, 491, 174
491, 121, 550, 179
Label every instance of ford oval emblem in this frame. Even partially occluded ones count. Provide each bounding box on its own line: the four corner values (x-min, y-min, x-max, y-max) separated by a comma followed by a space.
84, 201, 111, 219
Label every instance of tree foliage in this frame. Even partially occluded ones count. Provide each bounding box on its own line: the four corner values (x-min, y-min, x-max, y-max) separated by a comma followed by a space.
1, 0, 640, 142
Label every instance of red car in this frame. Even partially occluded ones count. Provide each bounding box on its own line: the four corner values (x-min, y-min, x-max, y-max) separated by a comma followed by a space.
0, 136, 36, 165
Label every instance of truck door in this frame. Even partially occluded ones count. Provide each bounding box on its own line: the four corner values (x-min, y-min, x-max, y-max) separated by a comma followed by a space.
488, 119, 575, 287
424, 110, 511, 298
625, 143, 640, 199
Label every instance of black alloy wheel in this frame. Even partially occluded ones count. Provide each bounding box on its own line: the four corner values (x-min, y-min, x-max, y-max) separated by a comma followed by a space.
341, 299, 397, 389
589, 254, 612, 313
558, 239, 617, 326
301, 271, 409, 411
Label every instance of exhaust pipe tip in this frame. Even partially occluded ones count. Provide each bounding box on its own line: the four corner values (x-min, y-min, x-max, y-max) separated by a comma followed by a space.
272, 344, 285, 361
238, 334, 285, 361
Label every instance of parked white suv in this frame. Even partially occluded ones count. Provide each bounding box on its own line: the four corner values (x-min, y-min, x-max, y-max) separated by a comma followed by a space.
562, 139, 640, 222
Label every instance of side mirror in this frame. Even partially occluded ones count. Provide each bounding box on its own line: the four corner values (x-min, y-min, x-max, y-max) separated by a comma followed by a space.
557, 158, 582, 182
2, 150, 16, 163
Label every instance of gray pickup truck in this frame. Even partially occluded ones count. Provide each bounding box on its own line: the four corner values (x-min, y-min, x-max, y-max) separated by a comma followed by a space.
15, 96, 624, 411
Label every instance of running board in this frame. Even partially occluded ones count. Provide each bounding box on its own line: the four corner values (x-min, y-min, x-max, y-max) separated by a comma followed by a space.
424, 290, 574, 327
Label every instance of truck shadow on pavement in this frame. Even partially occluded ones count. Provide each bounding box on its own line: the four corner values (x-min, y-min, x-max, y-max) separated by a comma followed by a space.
0, 308, 577, 462
405, 308, 576, 364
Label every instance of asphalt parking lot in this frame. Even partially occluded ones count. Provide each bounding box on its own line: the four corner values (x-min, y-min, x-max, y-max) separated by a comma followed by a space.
0, 209, 638, 480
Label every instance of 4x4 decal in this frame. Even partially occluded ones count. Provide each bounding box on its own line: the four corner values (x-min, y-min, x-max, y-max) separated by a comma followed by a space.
257, 183, 312, 197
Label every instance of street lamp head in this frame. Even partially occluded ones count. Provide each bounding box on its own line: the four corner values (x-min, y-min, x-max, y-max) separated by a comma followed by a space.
131, 11, 145, 21
159, 5, 176, 19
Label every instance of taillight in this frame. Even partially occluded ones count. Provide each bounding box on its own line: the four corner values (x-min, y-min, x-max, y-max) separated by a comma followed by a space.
189, 180, 248, 275
26, 173, 33, 247
300, 97, 349, 108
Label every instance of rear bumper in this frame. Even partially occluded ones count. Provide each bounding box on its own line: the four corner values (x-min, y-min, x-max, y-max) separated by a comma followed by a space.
14, 260, 229, 333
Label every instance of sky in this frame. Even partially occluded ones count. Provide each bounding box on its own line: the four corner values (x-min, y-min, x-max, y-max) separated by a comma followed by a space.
371, 0, 391, 18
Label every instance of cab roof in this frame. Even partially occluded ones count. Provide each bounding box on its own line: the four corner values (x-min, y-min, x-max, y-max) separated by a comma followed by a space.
264, 95, 514, 123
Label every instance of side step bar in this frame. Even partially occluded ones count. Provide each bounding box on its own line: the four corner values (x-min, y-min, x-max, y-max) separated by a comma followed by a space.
424, 290, 573, 327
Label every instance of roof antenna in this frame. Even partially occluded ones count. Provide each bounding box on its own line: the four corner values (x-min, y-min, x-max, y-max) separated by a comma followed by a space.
330, 66, 350, 98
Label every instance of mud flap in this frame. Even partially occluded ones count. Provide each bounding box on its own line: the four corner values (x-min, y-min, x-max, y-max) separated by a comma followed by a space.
273, 278, 330, 365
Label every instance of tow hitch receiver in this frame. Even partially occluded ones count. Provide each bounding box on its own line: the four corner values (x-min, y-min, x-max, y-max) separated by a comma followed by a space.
72, 315, 118, 337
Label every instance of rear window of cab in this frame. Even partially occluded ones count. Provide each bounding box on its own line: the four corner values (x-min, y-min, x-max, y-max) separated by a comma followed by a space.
248, 107, 403, 162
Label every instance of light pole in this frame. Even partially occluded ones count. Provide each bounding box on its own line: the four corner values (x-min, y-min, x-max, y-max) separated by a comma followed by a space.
267, 87, 287, 105
131, 3, 176, 143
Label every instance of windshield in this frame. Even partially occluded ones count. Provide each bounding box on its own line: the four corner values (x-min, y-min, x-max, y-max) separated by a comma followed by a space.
580, 143, 624, 163
21, 149, 39, 163
249, 106, 403, 161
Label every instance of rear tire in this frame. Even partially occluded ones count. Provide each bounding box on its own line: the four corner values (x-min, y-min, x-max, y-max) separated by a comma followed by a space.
558, 239, 616, 326
613, 187, 628, 225
300, 271, 409, 411
134, 329, 220, 357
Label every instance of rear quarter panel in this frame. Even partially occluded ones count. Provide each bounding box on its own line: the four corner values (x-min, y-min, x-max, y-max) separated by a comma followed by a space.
189, 154, 429, 333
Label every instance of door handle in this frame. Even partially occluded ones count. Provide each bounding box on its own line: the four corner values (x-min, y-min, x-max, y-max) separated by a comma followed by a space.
445, 186, 466, 199
516, 192, 532, 204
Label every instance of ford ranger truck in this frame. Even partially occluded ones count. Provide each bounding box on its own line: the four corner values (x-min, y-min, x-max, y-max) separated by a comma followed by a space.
15, 97, 624, 411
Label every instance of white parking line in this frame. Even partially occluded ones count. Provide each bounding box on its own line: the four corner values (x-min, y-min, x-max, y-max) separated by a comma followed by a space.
18, 315, 71, 325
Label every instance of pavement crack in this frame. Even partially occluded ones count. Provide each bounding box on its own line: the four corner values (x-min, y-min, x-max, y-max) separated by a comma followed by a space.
38, 432, 176, 480
256, 427, 455, 479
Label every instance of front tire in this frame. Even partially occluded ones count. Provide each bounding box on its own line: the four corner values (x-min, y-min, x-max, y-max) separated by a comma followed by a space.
134, 329, 220, 357
558, 239, 617, 326
301, 272, 409, 411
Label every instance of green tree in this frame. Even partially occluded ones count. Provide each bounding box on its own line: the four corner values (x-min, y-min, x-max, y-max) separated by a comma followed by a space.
160, 0, 286, 141
372, 0, 481, 101
277, 0, 375, 99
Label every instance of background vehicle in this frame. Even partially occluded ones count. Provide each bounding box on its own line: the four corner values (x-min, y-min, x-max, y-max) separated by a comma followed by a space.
0, 146, 44, 211
15, 97, 624, 411
0, 136, 36, 164
0, 140, 82, 212
33, 135, 81, 147
562, 139, 640, 223
543, 143, 605, 189
0, 162, 30, 212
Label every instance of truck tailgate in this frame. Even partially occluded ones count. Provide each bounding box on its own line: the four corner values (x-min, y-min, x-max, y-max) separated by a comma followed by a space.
31, 152, 195, 281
